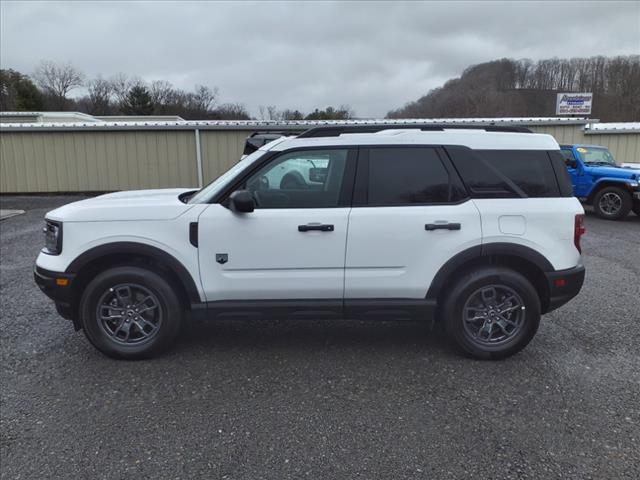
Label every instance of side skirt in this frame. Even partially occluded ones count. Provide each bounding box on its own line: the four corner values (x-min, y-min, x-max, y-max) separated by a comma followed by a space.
190, 298, 436, 322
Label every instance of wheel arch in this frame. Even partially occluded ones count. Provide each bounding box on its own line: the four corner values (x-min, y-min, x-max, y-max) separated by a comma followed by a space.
67, 242, 201, 318
427, 243, 553, 314
587, 179, 634, 203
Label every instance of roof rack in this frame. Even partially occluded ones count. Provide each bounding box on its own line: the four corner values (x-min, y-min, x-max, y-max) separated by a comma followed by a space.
297, 124, 532, 138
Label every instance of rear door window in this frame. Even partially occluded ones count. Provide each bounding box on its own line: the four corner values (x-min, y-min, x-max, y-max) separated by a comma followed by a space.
365, 147, 466, 206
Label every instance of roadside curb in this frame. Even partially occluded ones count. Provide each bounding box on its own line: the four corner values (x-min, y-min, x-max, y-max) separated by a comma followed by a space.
0, 209, 25, 220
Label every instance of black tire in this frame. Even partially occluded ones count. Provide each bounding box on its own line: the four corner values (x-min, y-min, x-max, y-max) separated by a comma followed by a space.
592, 186, 632, 220
79, 266, 182, 359
633, 203, 640, 217
442, 267, 541, 360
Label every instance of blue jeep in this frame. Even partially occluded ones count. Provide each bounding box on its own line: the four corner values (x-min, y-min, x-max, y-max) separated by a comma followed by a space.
560, 145, 640, 220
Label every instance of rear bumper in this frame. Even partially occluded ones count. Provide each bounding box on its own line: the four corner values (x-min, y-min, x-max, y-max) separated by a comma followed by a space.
544, 264, 585, 313
34, 266, 76, 321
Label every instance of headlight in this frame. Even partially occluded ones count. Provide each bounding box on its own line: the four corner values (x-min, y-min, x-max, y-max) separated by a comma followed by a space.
43, 220, 62, 255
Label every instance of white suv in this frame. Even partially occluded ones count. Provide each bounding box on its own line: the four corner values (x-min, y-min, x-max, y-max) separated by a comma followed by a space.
35, 125, 586, 360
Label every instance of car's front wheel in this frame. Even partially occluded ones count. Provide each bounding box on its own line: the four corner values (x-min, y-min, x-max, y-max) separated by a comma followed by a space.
79, 266, 182, 359
442, 267, 541, 360
593, 186, 632, 220
632, 202, 640, 217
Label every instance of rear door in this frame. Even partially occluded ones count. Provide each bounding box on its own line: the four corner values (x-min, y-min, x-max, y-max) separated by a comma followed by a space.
344, 146, 481, 300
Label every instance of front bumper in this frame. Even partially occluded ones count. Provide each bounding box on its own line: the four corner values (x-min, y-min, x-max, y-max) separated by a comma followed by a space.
34, 266, 77, 321
544, 264, 585, 313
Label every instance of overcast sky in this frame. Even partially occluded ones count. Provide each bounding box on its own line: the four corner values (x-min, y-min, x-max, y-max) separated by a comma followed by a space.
1, 1, 639, 117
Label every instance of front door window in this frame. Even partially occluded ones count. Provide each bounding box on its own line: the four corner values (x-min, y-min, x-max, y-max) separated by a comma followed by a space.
244, 150, 348, 209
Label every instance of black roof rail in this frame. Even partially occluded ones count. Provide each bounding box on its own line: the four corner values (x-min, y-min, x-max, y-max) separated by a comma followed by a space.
297, 124, 532, 138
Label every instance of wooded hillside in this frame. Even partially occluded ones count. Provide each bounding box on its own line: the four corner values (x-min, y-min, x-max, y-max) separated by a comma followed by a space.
387, 56, 640, 121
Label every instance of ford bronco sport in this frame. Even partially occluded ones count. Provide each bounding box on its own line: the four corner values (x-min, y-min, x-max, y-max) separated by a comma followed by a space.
35, 125, 586, 360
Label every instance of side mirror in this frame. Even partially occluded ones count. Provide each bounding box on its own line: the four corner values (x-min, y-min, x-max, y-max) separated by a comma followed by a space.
229, 190, 255, 213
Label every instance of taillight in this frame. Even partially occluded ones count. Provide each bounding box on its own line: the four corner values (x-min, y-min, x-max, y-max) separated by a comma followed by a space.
574, 214, 585, 253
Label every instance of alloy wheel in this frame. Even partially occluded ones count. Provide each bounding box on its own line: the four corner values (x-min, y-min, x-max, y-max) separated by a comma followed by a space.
599, 192, 622, 215
462, 285, 525, 346
96, 283, 162, 345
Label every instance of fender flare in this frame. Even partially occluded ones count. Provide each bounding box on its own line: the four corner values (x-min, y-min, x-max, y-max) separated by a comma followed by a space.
66, 242, 201, 303
426, 243, 553, 301
588, 177, 635, 200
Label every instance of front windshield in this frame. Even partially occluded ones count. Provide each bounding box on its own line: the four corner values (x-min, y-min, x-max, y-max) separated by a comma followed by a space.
577, 147, 617, 165
188, 149, 268, 204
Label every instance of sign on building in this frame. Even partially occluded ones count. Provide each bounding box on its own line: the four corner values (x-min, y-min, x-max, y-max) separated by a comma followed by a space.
556, 93, 593, 115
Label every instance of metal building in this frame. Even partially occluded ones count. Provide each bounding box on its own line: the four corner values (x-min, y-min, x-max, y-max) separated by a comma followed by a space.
1, 116, 638, 193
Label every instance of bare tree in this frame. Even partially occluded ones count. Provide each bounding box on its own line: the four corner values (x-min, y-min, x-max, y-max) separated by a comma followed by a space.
258, 105, 280, 120
304, 105, 353, 120
190, 85, 218, 113
86, 77, 113, 115
211, 102, 251, 120
150, 80, 174, 111
110, 73, 145, 109
33, 60, 84, 109
280, 109, 305, 120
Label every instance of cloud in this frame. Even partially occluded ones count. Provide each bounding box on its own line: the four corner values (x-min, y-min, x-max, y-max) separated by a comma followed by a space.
1, 0, 638, 117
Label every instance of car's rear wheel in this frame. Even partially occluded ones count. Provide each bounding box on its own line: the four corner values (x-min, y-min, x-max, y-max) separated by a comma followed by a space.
442, 267, 541, 360
593, 186, 632, 220
80, 266, 182, 359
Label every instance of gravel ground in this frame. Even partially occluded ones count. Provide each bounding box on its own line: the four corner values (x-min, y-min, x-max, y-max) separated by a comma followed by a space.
1, 195, 639, 480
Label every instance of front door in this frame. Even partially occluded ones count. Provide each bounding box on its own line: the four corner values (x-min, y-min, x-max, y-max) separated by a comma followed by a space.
198, 148, 355, 302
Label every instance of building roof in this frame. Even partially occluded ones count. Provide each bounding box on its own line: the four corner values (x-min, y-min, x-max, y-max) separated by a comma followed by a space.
0, 116, 596, 132
0, 111, 103, 123
94, 115, 185, 122
584, 122, 640, 134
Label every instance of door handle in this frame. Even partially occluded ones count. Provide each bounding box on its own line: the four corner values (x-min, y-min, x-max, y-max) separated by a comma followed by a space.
425, 222, 461, 231
298, 223, 334, 232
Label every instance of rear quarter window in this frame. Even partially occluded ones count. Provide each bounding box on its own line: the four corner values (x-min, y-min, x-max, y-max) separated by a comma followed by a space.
477, 150, 560, 198
548, 151, 574, 197
446, 146, 563, 198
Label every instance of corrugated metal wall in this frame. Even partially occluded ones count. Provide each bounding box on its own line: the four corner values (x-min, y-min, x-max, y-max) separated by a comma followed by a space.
199, 130, 249, 183
0, 130, 199, 193
1, 125, 638, 193
528, 125, 586, 144
578, 133, 639, 162
529, 125, 639, 161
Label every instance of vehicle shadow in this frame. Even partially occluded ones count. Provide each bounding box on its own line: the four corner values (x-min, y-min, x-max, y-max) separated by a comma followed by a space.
173, 317, 453, 356
583, 205, 640, 223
